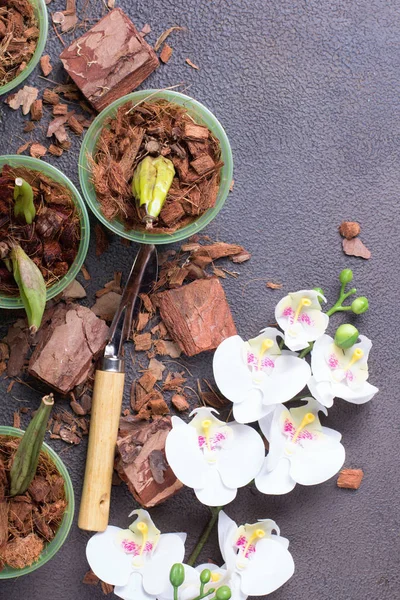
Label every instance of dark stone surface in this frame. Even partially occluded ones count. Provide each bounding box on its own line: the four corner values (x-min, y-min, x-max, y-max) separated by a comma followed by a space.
0, 0, 398, 599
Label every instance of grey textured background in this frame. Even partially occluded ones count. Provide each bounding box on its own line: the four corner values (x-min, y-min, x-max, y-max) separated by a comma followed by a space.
0, 0, 398, 598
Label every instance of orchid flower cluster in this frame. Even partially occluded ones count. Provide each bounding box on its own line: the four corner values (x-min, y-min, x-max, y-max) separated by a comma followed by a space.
86, 269, 377, 600
86, 510, 294, 600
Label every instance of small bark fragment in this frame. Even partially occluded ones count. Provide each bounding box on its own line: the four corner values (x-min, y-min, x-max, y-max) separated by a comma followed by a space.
185, 58, 199, 69
53, 104, 68, 116
48, 144, 63, 157
266, 281, 283, 289
183, 122, 209, 141
160, 43, 173, 63
83, 570, 99, 585
138, 370, 158, 393
101, 581, 114, 595
40, 55, 53, 76
134, 332, 152, 352
337, 469, 364, 490
7, 86, 38, 114
30, 99, 43, 121
95, 224, 110, 257
91, 292, 122, 322
43, 89, 60, 105
30, 143, 47, 158
342, 238, 371, 259
171, 394, 189, 411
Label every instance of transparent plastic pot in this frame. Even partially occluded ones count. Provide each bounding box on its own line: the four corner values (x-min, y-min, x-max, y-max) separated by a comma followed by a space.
0, 0, 49, 96
0, 426, 75, 579
79, 90, 233, 245
0, 155, 90, 310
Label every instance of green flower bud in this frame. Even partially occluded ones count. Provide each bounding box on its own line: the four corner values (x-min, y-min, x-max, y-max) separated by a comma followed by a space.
200, 569, 211, 584
339, 269, 353, 285
215, 586, 232, 600
334, 324, 359, 349
169, 563, 185, 588
351, 296, 369, 314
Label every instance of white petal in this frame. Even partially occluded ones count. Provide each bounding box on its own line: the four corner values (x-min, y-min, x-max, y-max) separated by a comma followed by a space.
217, 423, 265, 488
307, 377, 334, 408
142, 533, 185, 595
115, 572, 154, 600
300, 308, 329, 342
213, 336, 253, 404
283, 327, 310, 352
239, 538, 294, 596
258, 405, 288, 470
255, 457, 296, 495
289, 436, 345, 485
232, 390, 275, 423
259, 353, 311, 405
86, 526, 133, 586
218, 511, 238, 569
165, 421, 209, 488
195, 468, 237, 506
310, 334, 334, 382
332, 380, 379, 405
272, 534, 290, 550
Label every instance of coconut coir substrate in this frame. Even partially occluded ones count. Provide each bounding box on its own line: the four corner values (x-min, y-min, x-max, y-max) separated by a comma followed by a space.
0, 437, 67, 570
0, 0, 39, 86
0, 164, 81, 294
90, 100, 223, 233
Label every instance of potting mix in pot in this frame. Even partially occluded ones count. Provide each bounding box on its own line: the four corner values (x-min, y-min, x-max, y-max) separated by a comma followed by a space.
0, 0, 39, 86
0, 395, 68, 570
90, 100, 223, 232
0, 164, 81, 330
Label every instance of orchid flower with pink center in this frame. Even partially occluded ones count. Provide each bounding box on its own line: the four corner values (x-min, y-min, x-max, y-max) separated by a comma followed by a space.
255, 398, 345, 495
86, 509, 186, 600
213, 328, 311, 423
165, 407, 265, 506
308, 333, 378, 407
275, 289, 329, 351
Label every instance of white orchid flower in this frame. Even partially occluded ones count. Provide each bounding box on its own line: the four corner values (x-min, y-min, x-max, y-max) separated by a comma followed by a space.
308, 334, 378, 407
216, 511, 294, 598
213, 327, 311, 423
255, 398, 345, 495
275, 289, 329, 352
165, 407, 265, 506
86, 509, 186, 600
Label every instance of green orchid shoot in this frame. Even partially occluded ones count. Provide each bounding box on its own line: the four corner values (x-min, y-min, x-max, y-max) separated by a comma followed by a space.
169, 564, 231, 600
325, 269, 369, 317
10, 244, 46, 333
14, 177, 36, 224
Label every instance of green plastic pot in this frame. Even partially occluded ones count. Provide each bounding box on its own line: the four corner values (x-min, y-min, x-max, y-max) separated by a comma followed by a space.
0, 426, 75, 578
0, 0, 49, 96
0, 155, 90, 310
79, 90, 233, 245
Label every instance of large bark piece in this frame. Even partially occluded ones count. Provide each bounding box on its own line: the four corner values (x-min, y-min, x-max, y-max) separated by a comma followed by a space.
116, 417, 182, 508
156, 278, 237, 356
60, 9, 159, 111
28, 303, 109, 394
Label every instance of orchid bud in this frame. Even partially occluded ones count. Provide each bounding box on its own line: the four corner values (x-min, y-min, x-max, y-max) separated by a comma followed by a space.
334, 324, 359, 349
339, 269, 353, 285
200, 569, 211, 584
169, 563, 185, 588
351, 296, 369, 314
14, 177, 36, 224
215, 586, 232, 600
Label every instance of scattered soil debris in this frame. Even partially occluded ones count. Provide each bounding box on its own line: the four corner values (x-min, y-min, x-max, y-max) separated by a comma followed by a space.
337, 468, 364, 490
185, 58, 199, 70
0, 0, 39, 86
159, 43, 173, 64
7, 85, 38, 114
339, 221, 361, 240
154, 25, 185, 52
89, 99, 223, 234
266, 281, 283, 290
40, 55, 52, 76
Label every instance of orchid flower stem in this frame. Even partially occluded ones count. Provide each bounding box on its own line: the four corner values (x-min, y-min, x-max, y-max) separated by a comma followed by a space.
326, 287, 357, 317
174, 587, 179, 600
191, 590, 215, 600
187, 506, 223, 567
299, 343, 313, 359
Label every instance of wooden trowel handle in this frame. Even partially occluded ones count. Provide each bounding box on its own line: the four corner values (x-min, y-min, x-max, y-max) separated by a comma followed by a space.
78, 369, 125, 531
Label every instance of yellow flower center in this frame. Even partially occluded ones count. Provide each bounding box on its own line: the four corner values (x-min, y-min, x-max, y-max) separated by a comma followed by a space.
293, 297, 312, 323
346, 348, 364, 370
292, 412, 315, 445
257, 338, 274, 371
211, 572, 221, 582
202, 419, 212, 451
